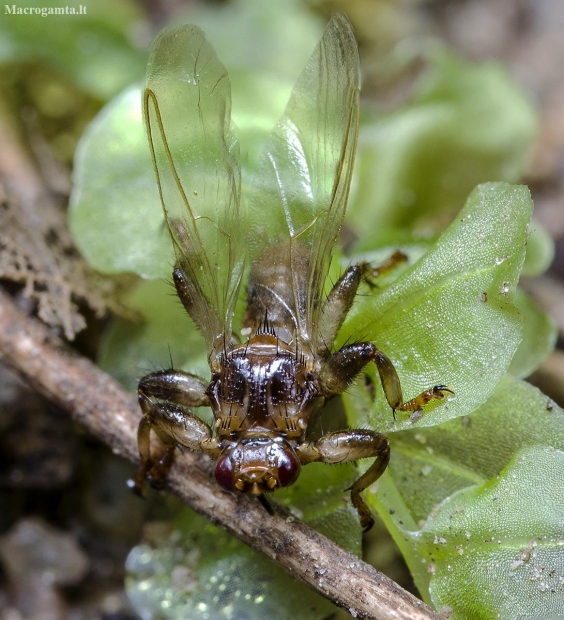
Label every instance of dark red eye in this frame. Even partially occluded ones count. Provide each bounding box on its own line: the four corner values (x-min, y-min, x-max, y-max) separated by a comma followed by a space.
215, 453, 236, 492
276, 445, 300, 488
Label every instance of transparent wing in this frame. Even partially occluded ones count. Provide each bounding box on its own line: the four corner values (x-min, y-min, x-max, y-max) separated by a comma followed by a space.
248, 14, 360, 346
144, 25, 243, 357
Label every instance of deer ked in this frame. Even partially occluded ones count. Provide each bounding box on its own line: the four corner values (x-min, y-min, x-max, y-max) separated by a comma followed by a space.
134, 14, 451, 531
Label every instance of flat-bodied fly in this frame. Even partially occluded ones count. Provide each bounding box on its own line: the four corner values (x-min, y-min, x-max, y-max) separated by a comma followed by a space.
134, 14, 451, 530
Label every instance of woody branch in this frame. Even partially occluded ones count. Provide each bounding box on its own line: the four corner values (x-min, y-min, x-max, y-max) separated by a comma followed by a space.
0, 287, 442, 620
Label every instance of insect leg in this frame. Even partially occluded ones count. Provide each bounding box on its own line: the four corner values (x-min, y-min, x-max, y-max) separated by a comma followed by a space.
134, 370, 219, 494
319, 342, 451, 414
319, 342, 377, 397
369, 350, 453, 414
134, 413, 176, 492
318, 264, 364, 349
366, 250, 407, 281
138, 369, 210, 408
318, 252, 407, 350
297, 430, 390, 531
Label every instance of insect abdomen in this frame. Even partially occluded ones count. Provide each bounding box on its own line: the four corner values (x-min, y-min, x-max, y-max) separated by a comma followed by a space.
243, 244, 310, 336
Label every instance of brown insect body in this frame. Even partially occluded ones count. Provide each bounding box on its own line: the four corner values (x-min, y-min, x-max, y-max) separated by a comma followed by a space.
135, 15, 451, 530
208, 246, 322, 496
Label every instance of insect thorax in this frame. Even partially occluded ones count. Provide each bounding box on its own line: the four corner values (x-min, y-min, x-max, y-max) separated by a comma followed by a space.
207, 333, 323, 440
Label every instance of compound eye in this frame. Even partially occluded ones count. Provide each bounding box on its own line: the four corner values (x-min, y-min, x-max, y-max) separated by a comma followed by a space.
275, 444, 301, 488
214, 453, 236, 492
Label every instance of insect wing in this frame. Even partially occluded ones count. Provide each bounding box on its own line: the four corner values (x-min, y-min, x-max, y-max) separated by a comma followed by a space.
248, 14, 360, 345
144, 25, 243, 357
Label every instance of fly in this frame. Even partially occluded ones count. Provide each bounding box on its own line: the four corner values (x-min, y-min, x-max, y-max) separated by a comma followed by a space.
134, 14, 451, 531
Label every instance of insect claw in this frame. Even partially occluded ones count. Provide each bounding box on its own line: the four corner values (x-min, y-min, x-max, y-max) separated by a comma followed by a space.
434, 385, 455, 396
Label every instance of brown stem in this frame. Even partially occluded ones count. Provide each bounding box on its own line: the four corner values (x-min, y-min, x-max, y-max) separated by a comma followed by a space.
0, 288, 442, 620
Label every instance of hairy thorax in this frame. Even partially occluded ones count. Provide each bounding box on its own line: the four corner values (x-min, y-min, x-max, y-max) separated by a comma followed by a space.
207, 333, 323, 441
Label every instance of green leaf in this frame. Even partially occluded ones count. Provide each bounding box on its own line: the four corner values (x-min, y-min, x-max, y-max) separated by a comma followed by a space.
348, 48, 537, 240
522, 218, 555, 277
341, 182, 533, 432
415, 445, 564, 618
508, 288, 557, 379
343, 244, 556, 383
69, 87, 172, 278
0, 0, 146, 99
368, 376, 564, 615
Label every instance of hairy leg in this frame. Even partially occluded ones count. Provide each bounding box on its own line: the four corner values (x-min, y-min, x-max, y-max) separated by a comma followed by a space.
134, 370, 219, 493
297, 429, 390, 531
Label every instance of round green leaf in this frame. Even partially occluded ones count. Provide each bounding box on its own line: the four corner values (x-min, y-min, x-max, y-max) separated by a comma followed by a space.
341, 182, 533, 431
417, 445, 564, 618
369, 376, 564, 613
69, 87, 173, 278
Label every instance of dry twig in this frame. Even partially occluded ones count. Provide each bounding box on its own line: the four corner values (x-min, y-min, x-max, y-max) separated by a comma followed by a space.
0, 288, 442, 620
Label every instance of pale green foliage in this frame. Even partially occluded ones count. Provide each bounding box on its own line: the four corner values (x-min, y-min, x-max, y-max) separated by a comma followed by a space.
343, 183, 533, 431
348, 48, 537, 240
68, 7, 560, 618
0, 0, 145, 99
421, 445, 564, 619
70, 88, 171, 278
368, 377, 564, 617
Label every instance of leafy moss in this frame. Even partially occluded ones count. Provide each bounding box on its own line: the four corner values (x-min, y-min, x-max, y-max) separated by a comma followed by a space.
370, 377, 564, 616
348, 48, 537, 240
68, 8, 560, 618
